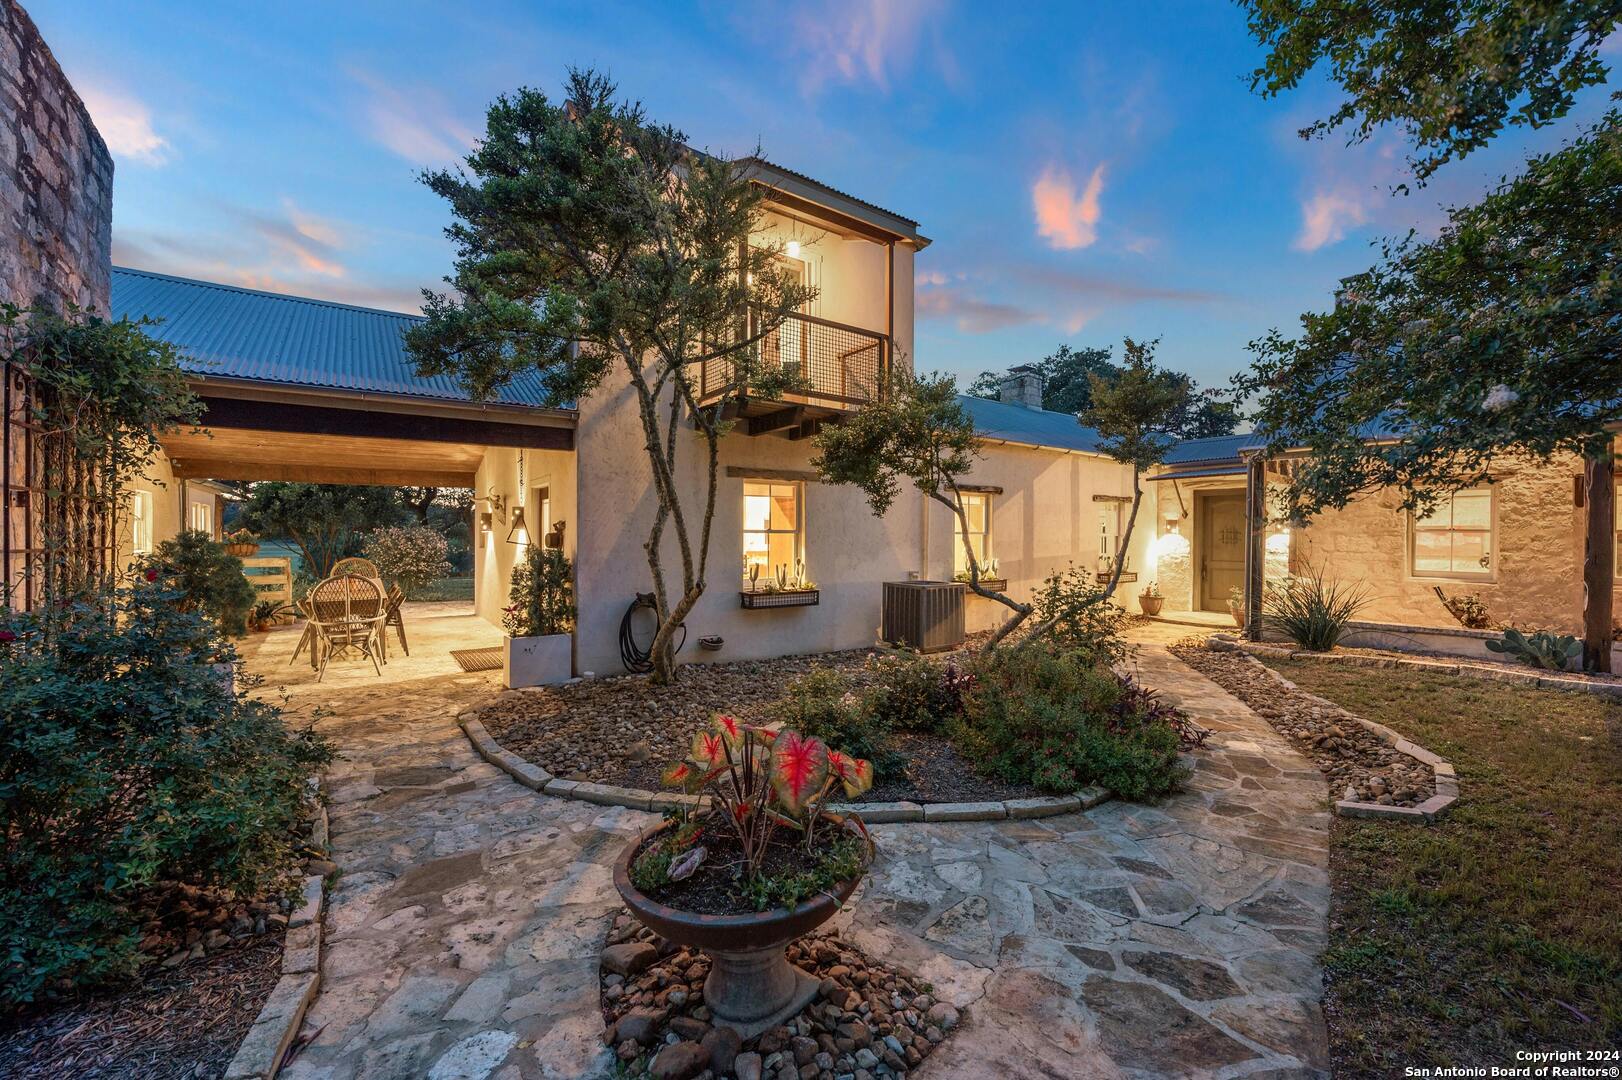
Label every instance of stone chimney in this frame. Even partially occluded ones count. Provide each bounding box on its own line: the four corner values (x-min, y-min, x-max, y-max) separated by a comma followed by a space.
997, 364, 1045, 409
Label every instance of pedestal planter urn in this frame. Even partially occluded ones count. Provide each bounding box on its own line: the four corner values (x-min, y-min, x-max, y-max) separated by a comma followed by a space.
503, 632, 571, 688
613, 817, 872, 1039
1138, 592, 1164, 616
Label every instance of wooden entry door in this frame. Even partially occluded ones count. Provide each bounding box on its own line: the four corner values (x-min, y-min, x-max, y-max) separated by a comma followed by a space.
1198, 491, 1246, 612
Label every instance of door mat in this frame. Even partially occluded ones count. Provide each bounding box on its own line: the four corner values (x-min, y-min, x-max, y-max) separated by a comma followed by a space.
450, 647, 503, 673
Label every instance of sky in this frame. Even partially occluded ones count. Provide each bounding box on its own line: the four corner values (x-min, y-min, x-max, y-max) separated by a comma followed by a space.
30, 0, 1619, 393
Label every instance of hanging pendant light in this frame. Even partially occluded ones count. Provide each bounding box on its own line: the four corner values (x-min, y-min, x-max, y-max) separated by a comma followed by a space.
507, 454, 529, 545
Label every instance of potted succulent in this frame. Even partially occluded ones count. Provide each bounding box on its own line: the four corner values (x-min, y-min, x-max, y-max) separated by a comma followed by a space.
223, 528, 260, 558
1138, 580, 1164, 616
249, 599, 281, 632
615, 715, 875, 1038
503, 545, 575, 687
1227, 586, 1246, 628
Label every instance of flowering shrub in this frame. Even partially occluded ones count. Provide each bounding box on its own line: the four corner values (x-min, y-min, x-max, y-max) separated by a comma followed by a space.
648, 714, 873, 889
0, 580, 331, 1006
362, 525, 453, 598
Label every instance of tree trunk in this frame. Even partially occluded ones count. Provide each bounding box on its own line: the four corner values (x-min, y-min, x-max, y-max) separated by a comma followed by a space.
1581, 448, 1614, 673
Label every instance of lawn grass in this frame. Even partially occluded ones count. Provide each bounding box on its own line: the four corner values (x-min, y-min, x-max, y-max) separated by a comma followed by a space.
413, 576, 474, 602
1259, 657, 1622, 1076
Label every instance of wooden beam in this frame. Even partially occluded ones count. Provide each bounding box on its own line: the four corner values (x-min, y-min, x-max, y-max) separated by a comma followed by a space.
725, 465, 820, 484
1582, 449, 1615, 672
169, 459, 476, 487
1243, 455, 1266, 641
786, 419, 823, 441
958, 484, 1004, 495
746, 406, 805, 437
196, 395, 574, 450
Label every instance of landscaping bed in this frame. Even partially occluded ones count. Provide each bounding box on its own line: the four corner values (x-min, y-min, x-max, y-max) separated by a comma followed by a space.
600, 910, 960, 1079
1252, 657, 1622, 1075
0, 932, 285, 1080
1168, 638, 1435, 806
479, 647, 1044, 805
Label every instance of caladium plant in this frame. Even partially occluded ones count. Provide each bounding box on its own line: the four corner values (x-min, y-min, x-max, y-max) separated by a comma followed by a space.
661, 712, 874, 878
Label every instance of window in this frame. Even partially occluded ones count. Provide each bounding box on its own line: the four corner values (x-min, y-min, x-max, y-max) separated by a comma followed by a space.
129, 491, 153, 554
954, 492, 992, 576
742, 481, 803, 586
189, 500, 213, 536
1410, 489, 1493, 579
1098, 502, 1122, 570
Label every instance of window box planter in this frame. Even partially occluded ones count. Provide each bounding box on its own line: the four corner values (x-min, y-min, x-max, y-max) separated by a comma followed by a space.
739, 588, 819, 609
504, 632, 572, 688
961, 577, 1009, 594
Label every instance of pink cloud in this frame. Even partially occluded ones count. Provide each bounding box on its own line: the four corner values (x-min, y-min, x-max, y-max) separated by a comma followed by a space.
786, 0, 956, 95
1032, 163, 1105, 250
78, 84, 171, 166
1293, 188, 1374, 252
350, 69, 475, 166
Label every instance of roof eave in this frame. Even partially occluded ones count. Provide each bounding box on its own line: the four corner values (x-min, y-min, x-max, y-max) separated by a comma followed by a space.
183, 373, 579, 427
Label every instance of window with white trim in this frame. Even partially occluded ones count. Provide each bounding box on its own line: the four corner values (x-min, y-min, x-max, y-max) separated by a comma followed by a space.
1098, 502, 1122, 571
189, 500, 213, 536
129, 490, 153, 554
1410, 488, 1493, 579
954, 492, 992, 576
742, 481, 803, 587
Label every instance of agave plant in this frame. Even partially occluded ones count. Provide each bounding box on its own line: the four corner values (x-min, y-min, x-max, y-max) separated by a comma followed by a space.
662, 713, 873, 877
1261, 564, 1371, 651
1485, 627, 1583, 671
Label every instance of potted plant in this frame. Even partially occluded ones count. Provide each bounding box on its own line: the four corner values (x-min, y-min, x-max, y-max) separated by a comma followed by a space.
1227, 586, 1246, 628
223, 528, 260, 558
503, 545, 575, 687
1138, 581, 1164, 616
249, 599, 281, 632
616, 715, 875, 1038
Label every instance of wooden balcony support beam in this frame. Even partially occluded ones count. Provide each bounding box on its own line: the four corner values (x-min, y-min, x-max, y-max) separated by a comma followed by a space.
747, 406, 805, 437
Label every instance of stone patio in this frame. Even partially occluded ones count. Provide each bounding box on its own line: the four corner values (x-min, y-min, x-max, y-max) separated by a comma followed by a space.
256, 622, 1330, 1079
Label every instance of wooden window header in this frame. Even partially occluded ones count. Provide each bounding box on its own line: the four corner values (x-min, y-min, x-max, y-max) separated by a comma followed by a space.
726, 466, 821, 484
1093, 494, 1132, 503
957, 484, 1003, 495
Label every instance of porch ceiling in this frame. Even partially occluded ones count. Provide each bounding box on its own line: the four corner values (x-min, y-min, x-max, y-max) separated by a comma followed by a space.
159, 426, 485, 487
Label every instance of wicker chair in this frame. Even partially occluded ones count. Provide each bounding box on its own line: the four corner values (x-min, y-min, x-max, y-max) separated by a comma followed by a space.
290, 595, 318, 669
330, 556, 381, 580
309, 574, 387, 680
382, 582, 409, 658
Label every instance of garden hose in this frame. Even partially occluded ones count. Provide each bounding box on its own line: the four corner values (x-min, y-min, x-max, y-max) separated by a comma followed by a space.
619, 592, 687, 673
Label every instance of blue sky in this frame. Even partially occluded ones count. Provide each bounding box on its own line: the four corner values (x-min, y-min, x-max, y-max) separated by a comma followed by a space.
32, 0, 1617, 392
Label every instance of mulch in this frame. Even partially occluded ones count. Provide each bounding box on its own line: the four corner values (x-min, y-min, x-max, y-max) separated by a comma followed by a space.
0, 932, 285, 1080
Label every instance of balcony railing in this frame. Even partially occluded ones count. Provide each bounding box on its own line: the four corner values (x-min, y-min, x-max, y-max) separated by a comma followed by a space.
700, 310, 892, 408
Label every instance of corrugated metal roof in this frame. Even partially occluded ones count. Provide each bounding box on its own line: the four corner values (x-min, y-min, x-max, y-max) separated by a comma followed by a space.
745, 156, 920, 230
956, 395, 1105, 454
1158, 433, 1263, 465
1149, 465, 1248, 481
110, 267, 555, 409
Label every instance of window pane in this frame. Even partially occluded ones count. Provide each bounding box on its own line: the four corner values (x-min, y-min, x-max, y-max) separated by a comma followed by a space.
1452, 531, 1490, 573
768, 533, 797, 577
769, 487, 797, 530
1413, 503, 1450, 529
964, 495, 986, 533
744, 490, 771, 531
1451, 491, 1491, 530
1413, 530, 1452, 572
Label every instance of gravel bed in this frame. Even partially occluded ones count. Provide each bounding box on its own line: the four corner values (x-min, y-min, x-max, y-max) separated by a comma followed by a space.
600, 910, 960, 1080
1168, 639, 1435, 806
480, 645, 1040, 805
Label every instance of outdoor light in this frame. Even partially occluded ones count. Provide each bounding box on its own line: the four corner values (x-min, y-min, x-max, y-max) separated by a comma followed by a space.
506, 505, 529, 546
785, 240, 801, 259
480, 511, 493, 535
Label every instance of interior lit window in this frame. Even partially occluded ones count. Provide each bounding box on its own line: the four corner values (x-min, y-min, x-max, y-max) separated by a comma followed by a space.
954, 492, 992, 576
1098, 503, 1122, 568
1410, 489, 1493, 579
742, 481, 803, 587
129, 490, 153, 554
189, 500, 213, 536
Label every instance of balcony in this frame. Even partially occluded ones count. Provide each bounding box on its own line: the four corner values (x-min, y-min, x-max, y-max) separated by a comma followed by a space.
699, 310, 894, 435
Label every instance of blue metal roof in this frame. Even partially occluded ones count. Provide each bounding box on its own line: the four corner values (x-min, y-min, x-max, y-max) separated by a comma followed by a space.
110, 267, 555, 409
1157, 433, 1263, 465
956, 395, 1106, 454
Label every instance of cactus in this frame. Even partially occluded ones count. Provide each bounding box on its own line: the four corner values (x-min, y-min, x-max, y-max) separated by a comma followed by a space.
1485, 627, 1583, 671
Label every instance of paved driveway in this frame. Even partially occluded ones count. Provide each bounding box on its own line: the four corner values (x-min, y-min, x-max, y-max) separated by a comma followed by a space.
265, 627, 1330, 1080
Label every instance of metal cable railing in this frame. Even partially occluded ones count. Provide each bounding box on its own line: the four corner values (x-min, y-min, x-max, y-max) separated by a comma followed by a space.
701, 310, 891, 406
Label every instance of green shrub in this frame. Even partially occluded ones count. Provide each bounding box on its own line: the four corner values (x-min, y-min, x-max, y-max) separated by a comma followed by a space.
1262, 564, 1371, 651
362, 525, 454, 598
0, 581, 331, 1007
862, 650, 959, 733
504, 546, 576, 637
144, 529, 257, 637
774, 667, 901, 776
953, 641, 1191, 799
1029, 563, 1130, 665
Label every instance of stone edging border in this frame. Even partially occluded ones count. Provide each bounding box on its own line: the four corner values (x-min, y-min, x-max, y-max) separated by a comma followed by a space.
1211, 632, 1622, 699
1207, 637, 1458, 824
456, 710, 1111, 823
224, 784, 331, 1080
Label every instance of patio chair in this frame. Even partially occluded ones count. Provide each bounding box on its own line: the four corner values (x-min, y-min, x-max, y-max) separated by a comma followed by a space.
330, 556, 381, 580
290, 595, 319, 669
382, 582, 409, 658
309, 574, 387, 681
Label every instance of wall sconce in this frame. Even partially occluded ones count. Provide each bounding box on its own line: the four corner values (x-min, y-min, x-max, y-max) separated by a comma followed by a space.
505, 505, 529, 546
785, 240, 801, 259
479, 511, 493, 535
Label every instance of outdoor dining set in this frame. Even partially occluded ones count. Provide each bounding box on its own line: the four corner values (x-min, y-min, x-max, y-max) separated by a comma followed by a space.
289, 557, 410, 680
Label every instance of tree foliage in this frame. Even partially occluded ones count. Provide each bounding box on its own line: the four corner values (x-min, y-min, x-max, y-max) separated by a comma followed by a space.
237, 483, 405, 578
362, 525, 454, 598
405, 69, 812, 681
1236, 109, 1622, 520
144, 529, 257, 637
1240, 0, 1621, 182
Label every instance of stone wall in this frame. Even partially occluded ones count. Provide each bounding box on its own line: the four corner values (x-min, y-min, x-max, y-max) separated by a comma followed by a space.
1, 0, 112, 312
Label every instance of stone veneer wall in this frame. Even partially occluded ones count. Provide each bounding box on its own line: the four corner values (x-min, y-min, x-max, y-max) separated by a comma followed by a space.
1292, 455, 1600, 634
2, 0, 114, 605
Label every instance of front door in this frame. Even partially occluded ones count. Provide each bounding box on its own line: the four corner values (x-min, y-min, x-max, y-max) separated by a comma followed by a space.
1198, 491, 1246, 612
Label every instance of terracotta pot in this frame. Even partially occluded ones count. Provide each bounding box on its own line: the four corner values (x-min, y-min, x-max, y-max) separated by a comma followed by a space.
1228, 600, 1246, 628
1138, 594, 1164, 616
225, 542, 259, 557
613, 816, 872, 1038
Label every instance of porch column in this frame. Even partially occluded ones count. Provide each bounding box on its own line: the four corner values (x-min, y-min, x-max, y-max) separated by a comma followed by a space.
1243, 456, 1265, 641
1581, 448, 1614, 673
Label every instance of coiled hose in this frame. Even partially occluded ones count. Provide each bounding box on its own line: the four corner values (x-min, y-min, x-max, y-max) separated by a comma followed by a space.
619, 592, 687, 673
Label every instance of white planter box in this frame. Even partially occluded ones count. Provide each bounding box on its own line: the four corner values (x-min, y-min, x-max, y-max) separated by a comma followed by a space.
504, 633, 572, 688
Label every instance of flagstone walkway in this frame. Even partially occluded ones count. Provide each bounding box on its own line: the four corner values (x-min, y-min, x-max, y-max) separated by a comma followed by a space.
262, 625, 1331, 1080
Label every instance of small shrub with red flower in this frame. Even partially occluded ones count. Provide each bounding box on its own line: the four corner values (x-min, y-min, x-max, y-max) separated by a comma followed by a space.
629, 714, 875, 913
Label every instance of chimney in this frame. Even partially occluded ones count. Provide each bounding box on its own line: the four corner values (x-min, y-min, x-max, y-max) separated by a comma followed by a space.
998, 364, 1045, 409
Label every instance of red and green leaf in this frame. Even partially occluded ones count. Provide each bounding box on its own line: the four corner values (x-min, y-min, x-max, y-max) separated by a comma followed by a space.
769, 730, 829, 814
690, 730, 728, 770
713, 713, 744, 747
661, 761, 694, 788
827, 750, 874, 798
